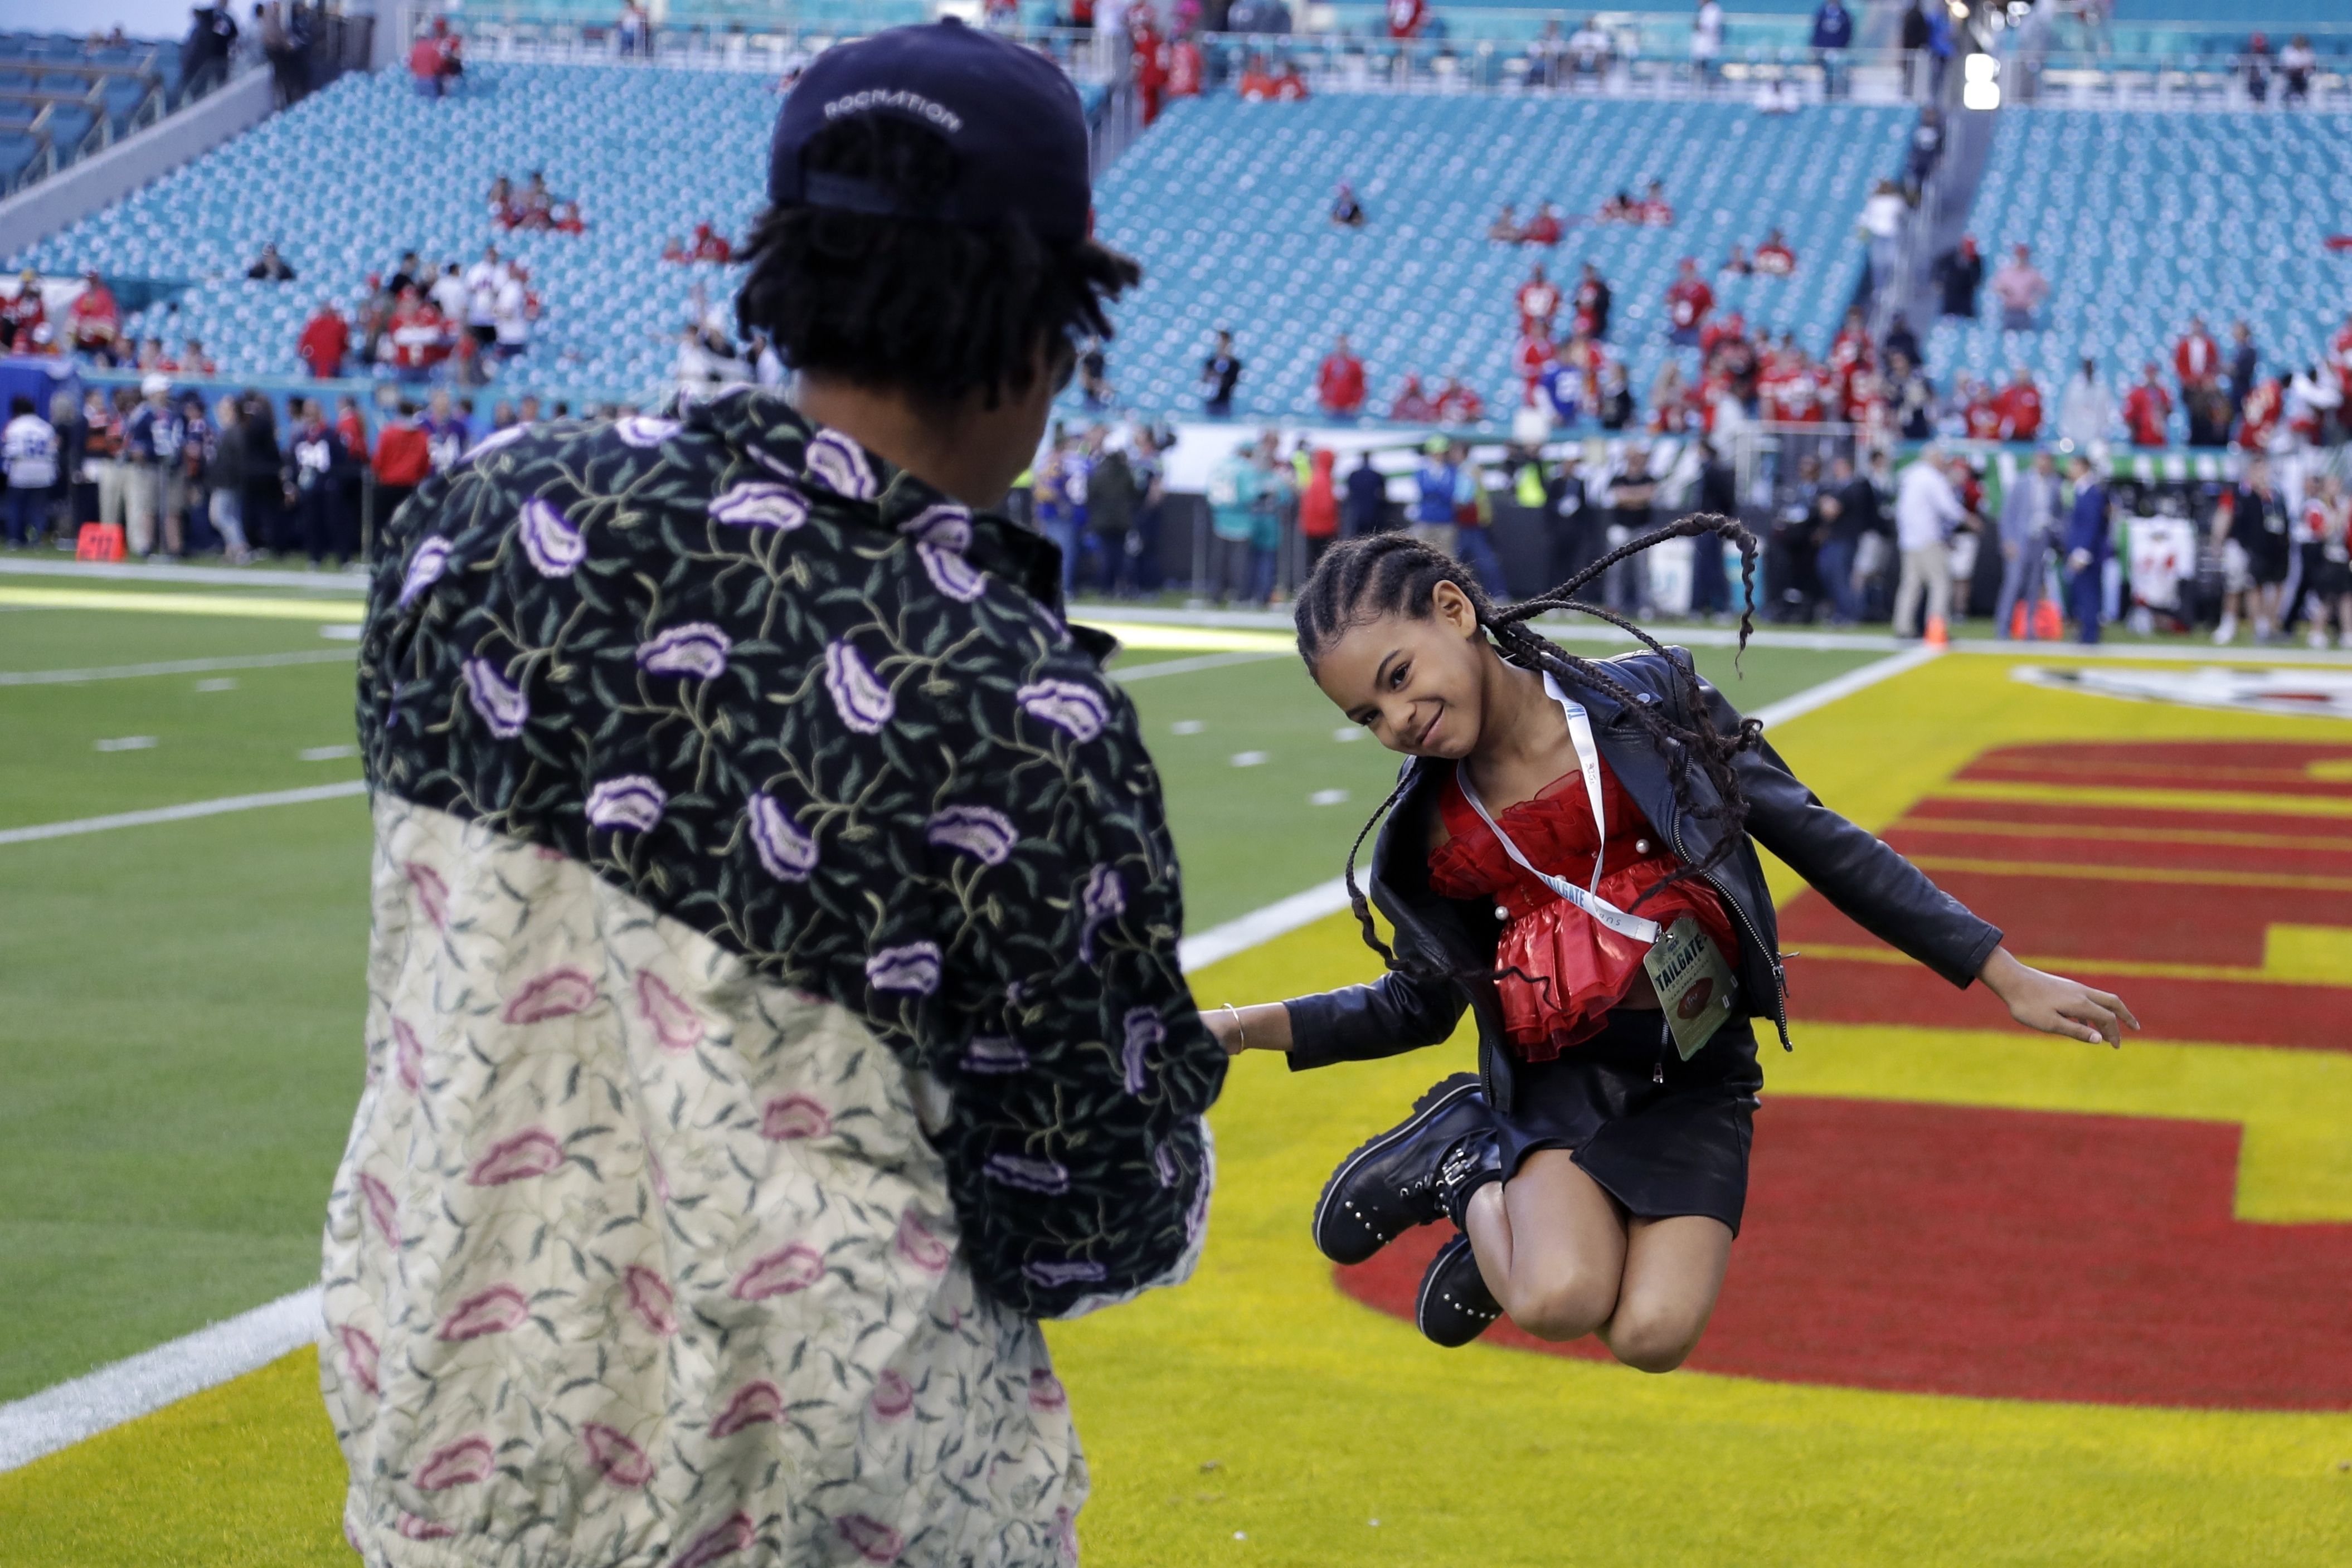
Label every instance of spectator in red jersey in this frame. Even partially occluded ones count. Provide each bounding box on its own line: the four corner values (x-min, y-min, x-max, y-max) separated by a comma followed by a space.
1435, 376, 1485, 425
1957, 376, 2004, 441
1520, 203, 1564, 246
1697, 305, 1743, 363
1515, 328, 1556, 407
1315, 334, 1367, 417
1238, 55, 1280, 101
2122, 362, 2173, 447
1130, 10, 1168, 124
2, 268, 50, 354
550, 198, 586, 236
1635, 179, 1674, 226
1828, 305, 1873, 374
297, 299, 350, 378
2174, 315, 2221, 395
372, 400, 433, 524
690, 222, 733, 263
1989, 242, 2048, 332
1996, 365, 2043, 441
661, 235, 690, 264
1166, 29, 1203, 100
179, 337, 217, 376
388, 287, 449, 382
1274, 60, 1310, 100
1571, 261, 1610, 340
410, 16, 461, 98
1389, 373, 1435, 422
2238, 375, 2282, 452
335, 394, 369, 464
67, 268, 122, 364
1387, 0, 1428, 38
1664, 256, 1712, 346
1597, 188, 1636, 223
1753, 228, 1796, 275
1515, 262, 1560, 334
487, 174, 518, 230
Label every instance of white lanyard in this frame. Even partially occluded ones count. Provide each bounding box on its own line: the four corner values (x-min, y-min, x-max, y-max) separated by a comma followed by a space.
1454, 673, 1662, 946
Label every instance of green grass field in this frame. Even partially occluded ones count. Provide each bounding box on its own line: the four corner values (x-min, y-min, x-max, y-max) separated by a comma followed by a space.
0, 594, 1874, 1403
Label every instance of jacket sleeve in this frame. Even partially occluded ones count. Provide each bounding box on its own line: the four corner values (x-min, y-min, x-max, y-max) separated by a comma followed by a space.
1281, 967, 1466, 1072
1699, 678, 2004, 989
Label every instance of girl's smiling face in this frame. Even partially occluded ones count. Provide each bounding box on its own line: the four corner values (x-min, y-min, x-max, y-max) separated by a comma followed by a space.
1309, 578, 1493, 760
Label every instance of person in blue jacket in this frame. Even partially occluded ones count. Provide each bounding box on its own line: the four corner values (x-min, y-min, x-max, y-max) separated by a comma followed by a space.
2063, 454, 2111, 645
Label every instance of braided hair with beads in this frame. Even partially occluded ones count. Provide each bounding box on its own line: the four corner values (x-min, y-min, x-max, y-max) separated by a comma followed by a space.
1292, 514, 1763, 980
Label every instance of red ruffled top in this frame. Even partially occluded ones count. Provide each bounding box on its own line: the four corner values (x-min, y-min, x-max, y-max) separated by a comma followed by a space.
1428, 755, 1737, 1060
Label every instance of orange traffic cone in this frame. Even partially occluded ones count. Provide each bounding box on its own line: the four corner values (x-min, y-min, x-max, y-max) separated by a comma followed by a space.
1924, 615, 1950, 648
2008, 602, 2027, 639
2033, 598, 2063, 640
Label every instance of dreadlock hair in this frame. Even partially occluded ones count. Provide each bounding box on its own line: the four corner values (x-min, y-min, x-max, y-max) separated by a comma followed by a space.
1292, 516, 1763, 979
736, 112, 1141, 412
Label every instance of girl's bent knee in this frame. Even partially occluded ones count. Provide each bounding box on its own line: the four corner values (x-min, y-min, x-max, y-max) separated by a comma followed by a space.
1605, 1311, 1700, 1372
1505, 1277, 1616, 1343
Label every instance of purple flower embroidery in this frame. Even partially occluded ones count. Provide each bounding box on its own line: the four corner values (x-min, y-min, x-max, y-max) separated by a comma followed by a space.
916, 540, 988, 603
898, 503, 971, 549
1153, 1143, 1180, 1189
984, 1152, 1070, 1194
397, 537, 450, 610
585, 775, 667, 833
1023, 1257, 1107, 1289
519, 497, 586, 577
925, 805, 1018, 866
804, 430, 877, 499
1121, 1007, 1164, 1095
962, 1036, 1028, 1074
823, 640, 893, 734
747, 793, 818, 880
708, 480, 808, 532
613, 414, 680, 448
636, 622, 731, 681
865, 942, 941, 995
460, 658, 528, 738
462, 423, 530, 464
1017, 679, 1108, 743
1078, 863, 1125, 962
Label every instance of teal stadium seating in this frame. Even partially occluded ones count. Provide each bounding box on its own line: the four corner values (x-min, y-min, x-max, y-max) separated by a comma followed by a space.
1925, 107, 2352, 417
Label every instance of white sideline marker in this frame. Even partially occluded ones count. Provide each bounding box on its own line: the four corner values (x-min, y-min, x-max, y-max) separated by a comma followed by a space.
0, 642, 1941, 1471
0, 649, 354, 687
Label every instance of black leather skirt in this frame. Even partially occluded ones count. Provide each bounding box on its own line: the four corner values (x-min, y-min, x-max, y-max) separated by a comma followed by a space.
1489, 1008, 1763, 1235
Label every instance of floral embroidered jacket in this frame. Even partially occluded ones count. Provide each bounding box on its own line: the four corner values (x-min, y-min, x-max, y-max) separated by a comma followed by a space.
325, 388, 1224, 1568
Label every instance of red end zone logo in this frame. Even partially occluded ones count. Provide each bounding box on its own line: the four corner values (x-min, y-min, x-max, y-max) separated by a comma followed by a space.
1341, 739, 2352, 1410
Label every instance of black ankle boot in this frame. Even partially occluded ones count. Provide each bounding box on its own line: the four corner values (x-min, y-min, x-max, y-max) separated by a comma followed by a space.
1416, 1233, 1503, 1347
1311, 1074, 1489, 1266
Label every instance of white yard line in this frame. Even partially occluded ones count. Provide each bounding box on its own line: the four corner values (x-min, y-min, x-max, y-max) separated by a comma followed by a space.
0, 649, 355, 687
0, 1290, 323, 1474
0, 642, 1947, 1470
0, 557, 368, 593
1111, 649, 1287, 682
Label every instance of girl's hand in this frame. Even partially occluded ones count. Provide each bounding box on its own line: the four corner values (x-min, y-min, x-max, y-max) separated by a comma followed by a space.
1980, 947, 2139, 1046
1204, 1002, 1291, 1056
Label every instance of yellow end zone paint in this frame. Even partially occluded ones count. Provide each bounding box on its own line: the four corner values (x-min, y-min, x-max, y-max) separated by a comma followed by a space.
0, 587, 366, 623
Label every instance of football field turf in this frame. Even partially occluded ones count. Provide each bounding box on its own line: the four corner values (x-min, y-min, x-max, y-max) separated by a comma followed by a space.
3, 586, 2348, 1565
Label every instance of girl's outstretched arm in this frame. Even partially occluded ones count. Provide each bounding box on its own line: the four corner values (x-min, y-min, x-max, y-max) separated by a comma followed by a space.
1204, 1002, 1292, 1055
1977, 947, 2140, 1046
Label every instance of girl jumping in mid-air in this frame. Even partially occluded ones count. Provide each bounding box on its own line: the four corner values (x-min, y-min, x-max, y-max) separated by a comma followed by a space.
1203, 521, 2138, 1362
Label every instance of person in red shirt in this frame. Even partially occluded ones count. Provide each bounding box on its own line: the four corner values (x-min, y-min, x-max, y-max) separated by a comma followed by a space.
2, 268, 49, 355
1513, 328, 1554, 406
1753, 228, 1796, 276
67, 268, 122, 364
2174, 315, 2220, 395
336, 395, 370, 465
1571, 262, 1609, 341
1130, 12, 1168, 125
1664, 257, 1712, 347
1828, 305, 1873, 376
1960, 377, 2004, 441
1238, 56, 1279, 101
1515, 262, 1560, 335
1635, 179, 1674, 226
1274, 61, 1310, 100
661, 235, 690, 264
1387, 0, 1428, 39
1299, 445, 1339, 569
1166, 30, 1203, 99
1389, 373, 1435, 422
1435, 376, 1484, 425
372, 399, 433, 524
2122, 361, 2173, 447
1316, 334, 1367, 417
690, 222, 732, 262
2238, 375, 2282, 451
2327, 311, 2352, 401
1996, 366, 2043, 441
1519, 203, 1564, 246
1697, 306, 1743, 364
298, 299, 350, 378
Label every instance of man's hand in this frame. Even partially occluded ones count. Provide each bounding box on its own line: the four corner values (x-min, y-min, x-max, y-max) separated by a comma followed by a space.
1980, 947, 2139, 1046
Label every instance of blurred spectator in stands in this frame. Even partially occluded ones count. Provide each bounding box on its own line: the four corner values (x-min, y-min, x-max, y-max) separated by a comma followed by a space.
1298, 443, 1339, 571
1344, 449, 1387, 536
427, 261, 465, 324
1273, 59, 1310, 99
1690, 0, 1724, 89
2241, 32, 2271, 105
263, 2, 305, 108
1566, 17, 1612, 87
2287, 361, 2341, 446
1571, 261, 1610, 340
1166, 27, 1203, 100
2280, 35, 2314, 105
2122, 362, 2172, 447
1767, 453, 1825, 622
1604, 445, 1660, 614
1859, 180, 1907, 299
178, 337, 217, 375
1646, 359, 1689, 434
617, 0, 652, 57
204, 396, 250, 562
1072, 336, 1110, 408
1906, 106, 1944, 197
420, 387, 467, 473
487, 176, 518, 229
1811, 0, 1852, 96
463, 246, 504, 353
1516, 262, 1561, 335
2057, 357, 2110, 448
1893, 448, 1964, 637
1523, 20, 1564, 88
1664, 256, 1712, 346
1408, 437, 1457, 553
493, 265, 536, 362
123, 376, 183, 559
1521, 203, 1564, 246
2062, 454, 2110, 644
246, 241, 295, 282
2, 269, 50, 355
178, 391, 212, 551
1227, 0, 1293, 35
1387, 0, 1428, 40
284, 398, 349, 565
1719, 243, 1753, 278
1389, 373, 1435, 422
2302, 476, 2351, 649
1436, 375, 1485, 425
2185, 382, 2232, 448
1755, 66, 1801, 115
1888, 349, 1935, 440
1934, 237, 1991, 323
387, 287, 437, 381
1201, 328, 1242, 416
133, 337, 169, 374
1207, 439, 1264, 605
181, 2, 240, 101
2238, 373, 2282, 453
1636, 181, 1674, 226
1238, 55, 1280, 99
1598, 189, 1636, 223
518, 393, 545, 427
387, 250, 423, 296
235, 390, 281, 555
1316, 334, 1367, 417
1998, 366, 2044, 441
1514, 327, 1554, 410
2, 396, 58, 549
2174, 315, 2220, 400
1597, 359, 1632, 430
1755, 230, 1796, 276
67, 269, 122, 364
1330, 182, 1366, 228
1090, 434, 1143, 596
1811, 454, 1867, 625
1539, 338, 1587, 427
2226, 320, 2259, 424
687, 222, 733, 264
660, 234, 690, 264
1880, 309, 1918, 369
1488, 204, 1523, 242
1992, 449, 2057, 639
518, 171, 554, 228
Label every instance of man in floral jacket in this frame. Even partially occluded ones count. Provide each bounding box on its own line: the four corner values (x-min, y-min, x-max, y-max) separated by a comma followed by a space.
326, 23, 1224, 1566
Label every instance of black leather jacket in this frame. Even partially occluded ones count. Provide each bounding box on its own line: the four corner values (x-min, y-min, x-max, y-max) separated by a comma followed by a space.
1282, 648, 2004, 1115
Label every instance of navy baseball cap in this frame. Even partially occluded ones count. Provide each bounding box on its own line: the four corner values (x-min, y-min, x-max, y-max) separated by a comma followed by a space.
767, 19, 1092, 246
